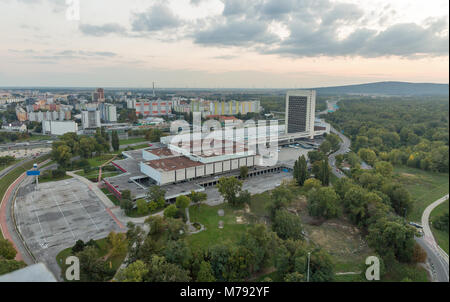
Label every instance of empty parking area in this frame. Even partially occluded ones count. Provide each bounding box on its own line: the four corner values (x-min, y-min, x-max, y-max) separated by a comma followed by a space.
204, 171, 293, 206
14, 178, 122, 276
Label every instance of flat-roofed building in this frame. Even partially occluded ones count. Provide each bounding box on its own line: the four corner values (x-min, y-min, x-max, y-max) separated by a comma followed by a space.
42, 120, 78, 136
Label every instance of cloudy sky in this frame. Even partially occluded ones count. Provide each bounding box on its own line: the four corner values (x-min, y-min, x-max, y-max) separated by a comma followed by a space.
0, 0, 448, 88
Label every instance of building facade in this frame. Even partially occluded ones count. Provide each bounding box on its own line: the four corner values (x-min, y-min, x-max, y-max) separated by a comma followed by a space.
42, 120, 78, 136
99, 103, 117, 122
81, 109, 101, 129
127, 99, 173, 116
285, 90, 316, 138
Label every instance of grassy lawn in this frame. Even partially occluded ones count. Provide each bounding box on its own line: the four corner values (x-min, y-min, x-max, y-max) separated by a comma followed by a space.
0, 159, 20, 172
39, 160, 55, 169
38, 174, 73, 183
119, 137, 147, 145
383, 261, 429, 282
393, 166, 449, 222
87, 154, 115, 168
0, 154, 50, 239
249, 191, 271, 217
187, 204, 249, 251
430, 199, 449, 254
56, 237, 127, 282
75, 170, 120, 181
23, 134, 51, 141
100, 188, 121, 206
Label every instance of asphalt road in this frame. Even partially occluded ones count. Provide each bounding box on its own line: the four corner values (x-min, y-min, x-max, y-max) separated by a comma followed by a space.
415, 194, 449, 282
318, 100, 352, 178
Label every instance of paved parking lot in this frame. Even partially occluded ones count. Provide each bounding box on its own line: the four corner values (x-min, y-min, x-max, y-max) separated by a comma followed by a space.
277, 146, 310, 168
14, 178, 122, 279
204, 171, 293, 206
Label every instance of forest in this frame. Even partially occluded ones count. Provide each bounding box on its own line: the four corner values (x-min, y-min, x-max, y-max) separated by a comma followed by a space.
325, 97, 449, 172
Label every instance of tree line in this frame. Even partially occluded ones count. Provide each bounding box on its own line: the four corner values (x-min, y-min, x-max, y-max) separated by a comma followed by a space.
326, 97, 449, 172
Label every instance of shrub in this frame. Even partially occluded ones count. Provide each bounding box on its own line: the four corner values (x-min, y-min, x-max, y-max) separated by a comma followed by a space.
148, 201, 159, 212
164, 204, 178, 218
51, 168, 66, 179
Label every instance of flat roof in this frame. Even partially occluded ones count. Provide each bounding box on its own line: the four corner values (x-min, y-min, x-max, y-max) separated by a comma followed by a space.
146, 147, 179, 158
146, 156, 203, 172
170, 139, 248, 158
0, 263, 57, 282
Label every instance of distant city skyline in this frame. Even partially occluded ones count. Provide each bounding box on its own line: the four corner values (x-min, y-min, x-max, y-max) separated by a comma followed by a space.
0, 0, 448, 88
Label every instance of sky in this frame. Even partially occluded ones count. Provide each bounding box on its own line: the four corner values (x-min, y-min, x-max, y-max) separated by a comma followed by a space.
0, 0, 448, 88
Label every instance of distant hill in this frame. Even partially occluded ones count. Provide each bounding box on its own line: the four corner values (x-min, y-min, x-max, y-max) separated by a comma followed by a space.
314, 81, 449, 96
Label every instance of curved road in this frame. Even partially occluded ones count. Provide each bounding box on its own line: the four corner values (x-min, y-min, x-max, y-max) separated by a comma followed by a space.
416, 194, 449, 282
318, 100, 352, 178
320, 99, 449, 282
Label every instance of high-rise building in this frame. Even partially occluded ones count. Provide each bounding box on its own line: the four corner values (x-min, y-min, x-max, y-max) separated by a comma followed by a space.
92, 88, 105, 102
285, 90, 316, 138
99, 103, 117, 122
81, 109, 101, 129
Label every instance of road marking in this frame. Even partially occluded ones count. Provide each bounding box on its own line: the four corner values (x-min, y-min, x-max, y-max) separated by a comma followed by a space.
69, 190, 100, 232
28, 191, 49, 248
49, 191, 76, 239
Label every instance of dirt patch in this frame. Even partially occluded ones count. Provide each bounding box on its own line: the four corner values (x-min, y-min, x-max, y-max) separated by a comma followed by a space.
236, 216, 245, 224
401, 173, 417, 178
303, 218, 370, 259
244, 203, 251, 213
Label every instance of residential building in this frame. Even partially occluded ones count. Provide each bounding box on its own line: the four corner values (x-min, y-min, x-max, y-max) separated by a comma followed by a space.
15, 106, 28, 122
99, 103, 117, 122
42, 120, 78, 136
127, 99, 173, 116
81, 109, 101, 129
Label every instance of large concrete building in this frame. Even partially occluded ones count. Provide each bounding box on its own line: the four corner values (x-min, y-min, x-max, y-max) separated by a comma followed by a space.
139, 139, 256, 186
81, 109, 101, 130
42, 120, 78, 136
285, 90, 316, 139
99, 103, 117, 122
92, 88, 105, 102
127, 99, 173, 116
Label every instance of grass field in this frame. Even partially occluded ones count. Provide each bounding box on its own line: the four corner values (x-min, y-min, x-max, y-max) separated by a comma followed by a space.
393, 166, 449, 222
430, 199, 449, 254
38, 174, 73, 183
56, 237, 127, 281
0, 159, 20, 172
0, 154, 51, 239
119, 137, 147, 145
87, 154, 115, 168
187, 204, 249, 250
75, 169, 120, 181
100, 188, 121, 206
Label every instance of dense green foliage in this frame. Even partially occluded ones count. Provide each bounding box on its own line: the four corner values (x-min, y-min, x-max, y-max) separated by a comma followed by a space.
326, 97, 449, 172
0, 156, 15, 167
433, 213, 449, 232
0, 238, 26, 276
51, 129, 111, 168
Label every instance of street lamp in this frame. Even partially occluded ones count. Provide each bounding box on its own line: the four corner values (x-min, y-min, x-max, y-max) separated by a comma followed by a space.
306, 252, 311, 282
